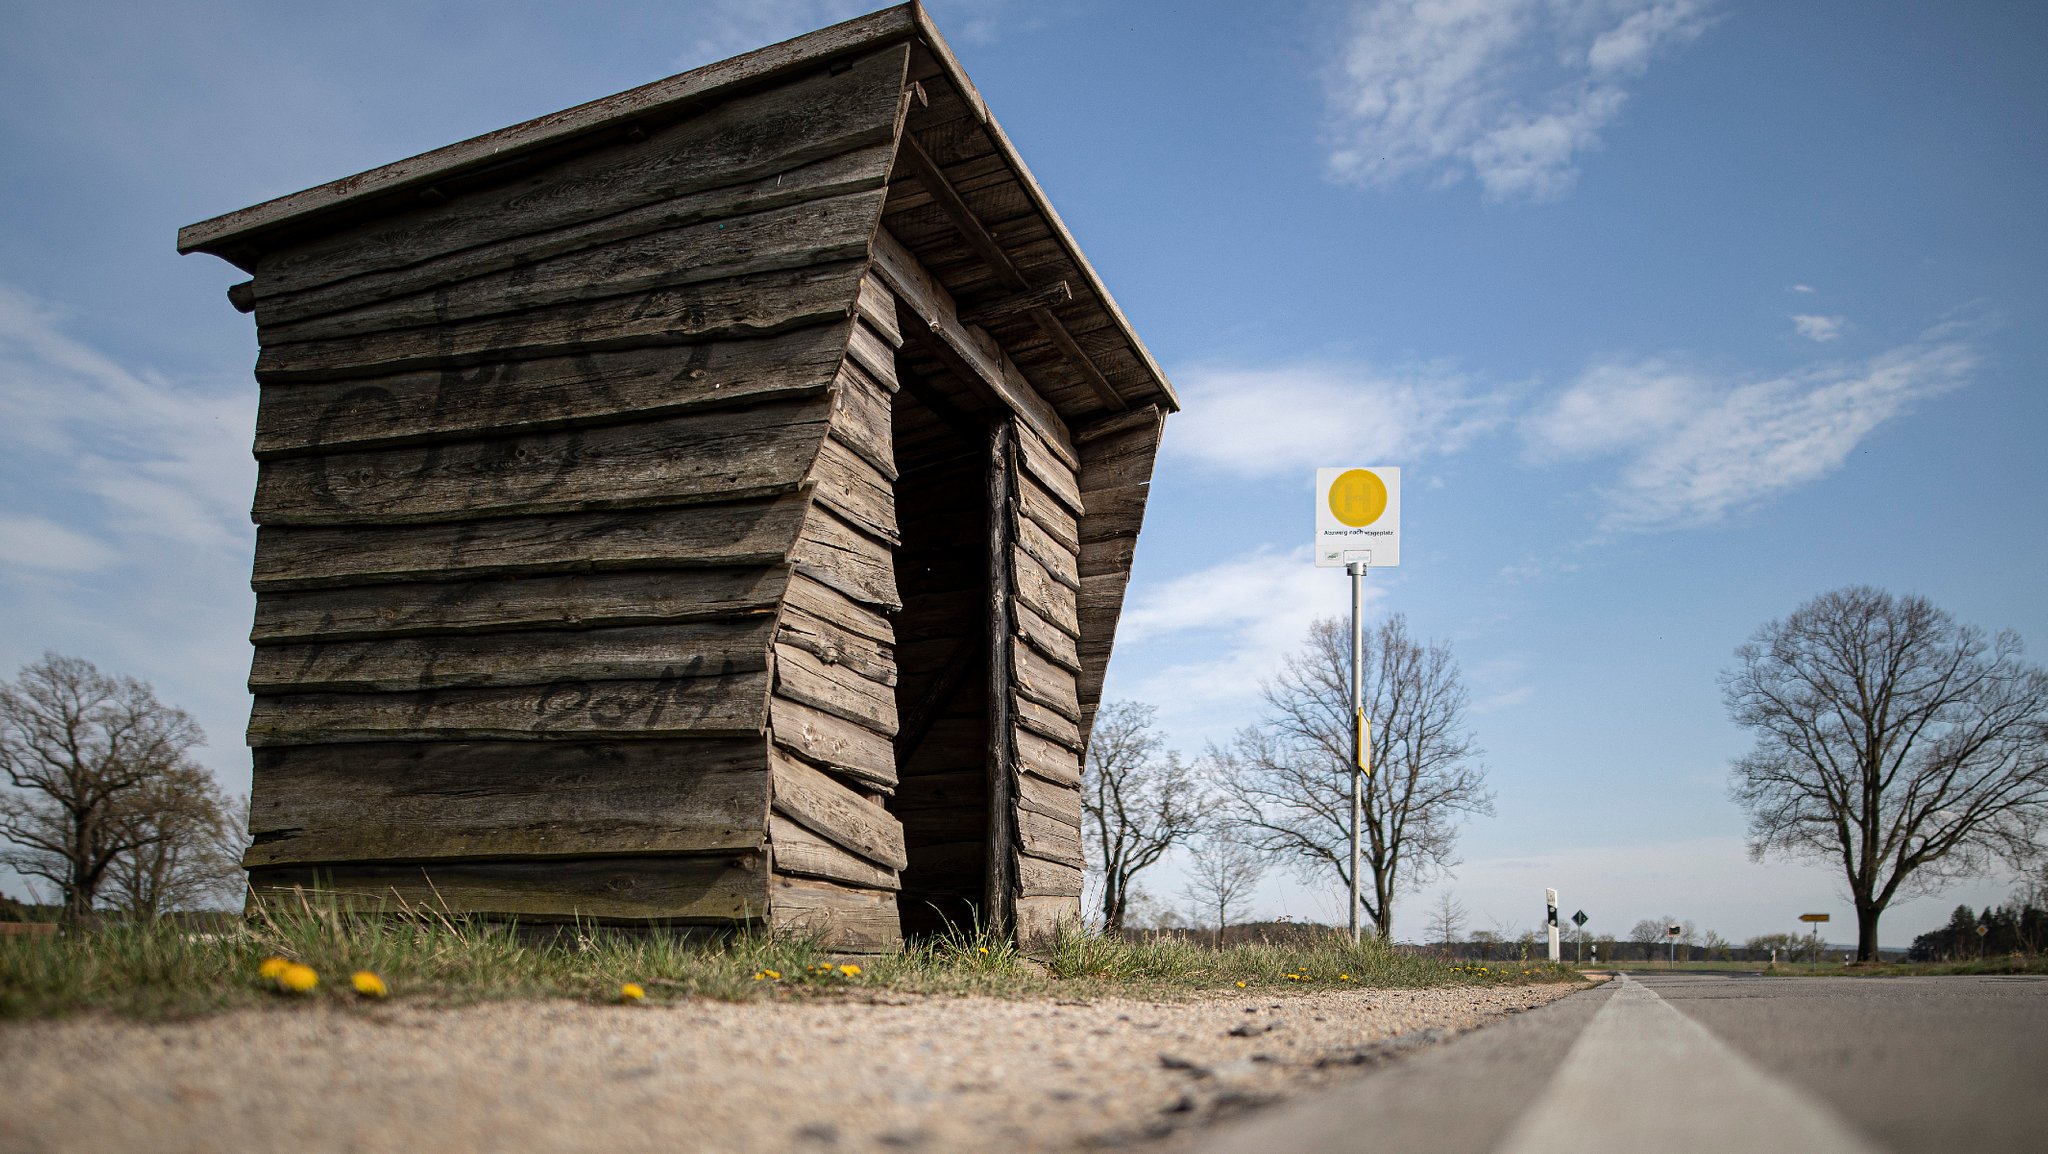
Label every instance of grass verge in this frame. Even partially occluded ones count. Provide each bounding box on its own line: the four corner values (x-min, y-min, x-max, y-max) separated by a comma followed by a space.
0, 891, 1582, 1021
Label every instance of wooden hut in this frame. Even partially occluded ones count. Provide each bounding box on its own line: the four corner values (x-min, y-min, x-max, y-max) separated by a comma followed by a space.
179, 4, 1177, 951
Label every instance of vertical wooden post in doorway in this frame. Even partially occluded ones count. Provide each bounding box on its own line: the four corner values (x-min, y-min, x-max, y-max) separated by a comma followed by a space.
984, 419, 1020, 934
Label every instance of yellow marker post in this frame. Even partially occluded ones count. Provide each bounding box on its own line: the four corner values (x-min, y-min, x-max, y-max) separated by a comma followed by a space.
1316, 467, 1399, 945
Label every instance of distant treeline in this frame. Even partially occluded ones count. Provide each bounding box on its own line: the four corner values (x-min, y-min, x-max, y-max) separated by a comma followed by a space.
1910, 901, 2048, 961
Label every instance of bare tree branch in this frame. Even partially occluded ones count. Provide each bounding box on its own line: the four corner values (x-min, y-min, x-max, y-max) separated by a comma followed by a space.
1083, 702, 1203, 932
1214, 615, 1493, 938
0, 653, 211, 920
1725, 587, 2048, 960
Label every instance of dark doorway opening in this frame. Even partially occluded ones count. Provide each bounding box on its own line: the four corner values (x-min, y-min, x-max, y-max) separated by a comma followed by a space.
885, 370, 993, 938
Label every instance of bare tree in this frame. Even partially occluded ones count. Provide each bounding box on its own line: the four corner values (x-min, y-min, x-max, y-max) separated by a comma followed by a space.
1181, 834, 1265, 946
0, 654, 209, 920
1425, 891, 1467, 952
1215, 615, 1492, 938
1725, 587, 2048, 960
101, 770, 249, 918
1627, 918, 1666, 946
1083, 701, 1203, 932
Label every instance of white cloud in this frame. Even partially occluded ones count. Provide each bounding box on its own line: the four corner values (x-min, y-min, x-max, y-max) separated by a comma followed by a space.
0, 515, 117, 574
1522, 334, 1974, 531
1791, 314, 1844, 342
0, 286, 255, 559
1115, 547, 1374, 728
1790, 284, 1817, 294
1163, 360, 1509, 478
1324, 0, 1713, 201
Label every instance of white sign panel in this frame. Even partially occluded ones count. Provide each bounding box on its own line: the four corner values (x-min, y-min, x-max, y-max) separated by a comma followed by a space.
1315, 467, 1400, 567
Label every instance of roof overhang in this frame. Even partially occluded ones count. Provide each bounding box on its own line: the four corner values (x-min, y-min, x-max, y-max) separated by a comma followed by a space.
178, 3, 1176, 413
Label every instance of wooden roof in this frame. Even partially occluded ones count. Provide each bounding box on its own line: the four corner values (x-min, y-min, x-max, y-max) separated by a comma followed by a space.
179, 3, 1177, 423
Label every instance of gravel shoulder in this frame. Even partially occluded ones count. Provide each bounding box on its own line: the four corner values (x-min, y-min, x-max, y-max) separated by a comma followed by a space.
1, 983, 1580, 1153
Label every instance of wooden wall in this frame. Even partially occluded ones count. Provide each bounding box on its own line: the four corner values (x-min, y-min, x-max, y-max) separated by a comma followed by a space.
241, 44, 913, 929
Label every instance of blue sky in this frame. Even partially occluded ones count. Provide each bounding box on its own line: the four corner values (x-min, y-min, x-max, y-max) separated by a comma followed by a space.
2, 1, 2042, 945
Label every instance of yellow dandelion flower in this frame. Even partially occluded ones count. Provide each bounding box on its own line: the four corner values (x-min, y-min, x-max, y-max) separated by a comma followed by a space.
277, 963, 319, 994
1339, 974, 1351, 981
838, 964, 861, 977
620, 983, 646, 1002
764, 969, 781, 980
1236, 981, 1247, 988
977, 947, 989, 955
350, 970, 388, 998
257, 956, 290, 981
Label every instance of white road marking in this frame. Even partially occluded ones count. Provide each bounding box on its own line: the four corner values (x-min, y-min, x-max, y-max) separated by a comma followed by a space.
1494, 976, 1879, 1154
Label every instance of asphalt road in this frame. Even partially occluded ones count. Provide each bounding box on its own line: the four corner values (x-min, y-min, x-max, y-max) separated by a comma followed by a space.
1191, 971, 2048, 1154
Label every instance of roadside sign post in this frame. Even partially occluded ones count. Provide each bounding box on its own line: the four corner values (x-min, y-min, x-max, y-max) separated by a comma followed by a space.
1545, 889, 1561, 963
1572, 910, 1588, 964
1666, 923, 1682, 967
1317, 468, 1399, 946
1800, 913, 1829, 969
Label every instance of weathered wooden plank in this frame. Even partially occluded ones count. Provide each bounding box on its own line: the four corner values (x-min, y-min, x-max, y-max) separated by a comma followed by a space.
1014, 419, 1083, 514
770, 875, 902, 953
250, 619, 775, 695
248, 853, 769, 924
254, 399, 832, 527
264, 190, 887, 348
828, 362, 897, 482
249, 567, 788, 645
1013, 601, 1080, 674
1078, 535, 1136, 582
251, 495, 809, 591
1017, 854, 1083, 899
1016, 769, 1082, 825
769, 694, 897, 792
252, 326, 852, 460
1014, 693, 1082, 752
1011, 640, 1079, 722
254, 259, 867, 384
1017, 807, 1084, 867
986, 420, 1020, 933
1014, 511, 1079, 590
1076, 405, 1164, 492
1012, 545, 1078, 639
259, 144, 894, 328
244, 738, 768, 867
247, 668, 770, 746
187, 37, 913, 264
844, 317, 899, 390
1016, 472, 1079, 552
782, 570, 894, 646
867, 229, 1076, 465
773, 642, 899, 736
769, 813, 899, 890
789, 502, 901, 610
805, 433, 899, 545
776, 601, 896, 690
770, 746, 907, 869
854, 274, 902, 347
1013, 893, 1080, 948
1074, 482, 1147, 542
1015, 720, 1082, 787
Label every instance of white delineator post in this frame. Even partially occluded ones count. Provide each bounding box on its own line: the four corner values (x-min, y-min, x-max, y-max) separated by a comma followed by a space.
1546, 888, 1561, 963
1348, 559, 1367, 945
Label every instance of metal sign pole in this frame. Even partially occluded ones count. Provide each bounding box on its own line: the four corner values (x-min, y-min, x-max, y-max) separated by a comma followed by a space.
1348, 559, 1366, 945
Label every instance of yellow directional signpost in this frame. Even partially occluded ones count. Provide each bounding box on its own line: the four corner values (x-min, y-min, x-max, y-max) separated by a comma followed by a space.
1317, 468, 1400, 944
